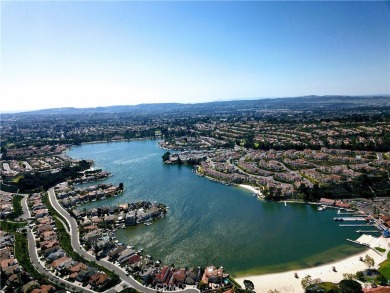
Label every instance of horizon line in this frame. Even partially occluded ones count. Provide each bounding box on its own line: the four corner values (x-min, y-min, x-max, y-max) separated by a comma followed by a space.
2, 94, 390, 114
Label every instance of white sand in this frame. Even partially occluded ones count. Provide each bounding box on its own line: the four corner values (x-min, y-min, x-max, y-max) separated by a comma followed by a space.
236, 236, 390, 293
239, 184, 262, 196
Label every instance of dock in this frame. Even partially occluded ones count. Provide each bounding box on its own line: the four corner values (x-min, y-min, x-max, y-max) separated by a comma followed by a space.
340, 224, 372, 227
347, 238, 369, 247
333, 217, 367, 221
356, 230, 380, 233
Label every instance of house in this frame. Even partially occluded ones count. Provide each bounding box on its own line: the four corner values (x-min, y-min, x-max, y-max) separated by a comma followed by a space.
89, 272, 109, 288
76, 268, 98, 282
43, 246, 61, 257
171, 268, 187, 285
363, 286, 390, 292
155, 266, 172, 283
320, 198, 335, 206
202, 266, 224, 284
31, 284, 56, 293
69, 262, 87, 273
34, 209, 49, 219
41, 230, 57, 241
22, 280, 39, 293
127, 254, 141, 265
82, 230, 101, 244
103, 214, 116, 224
125, 211, 137, 226
46, 249, 65, 262
40, 240, 59, 251
140, 267, 156, 282
37, 224, 54, 234
108, 245, 126, 260
1, 258, 18, 270
50, 256, 71, 269
6, 273, 20, 286
117, 249, 136, 264
3, 264, 20, 276
69, 272, 79, 280
335, 201, 351, 209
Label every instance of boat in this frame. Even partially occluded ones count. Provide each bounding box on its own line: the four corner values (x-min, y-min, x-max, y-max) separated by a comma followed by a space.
317, 205, 327, 211
144, 222, 152, 226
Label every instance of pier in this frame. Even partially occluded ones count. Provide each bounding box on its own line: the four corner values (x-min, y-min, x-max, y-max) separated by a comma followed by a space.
347, 238, 369, 247
356, 230, 380, 233
333, 217, 367, 221
340, 224, 372, 227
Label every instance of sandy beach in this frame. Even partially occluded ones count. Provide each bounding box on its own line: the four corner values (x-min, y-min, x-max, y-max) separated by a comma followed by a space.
239, 184, 263, 196
236, 236, 389, 293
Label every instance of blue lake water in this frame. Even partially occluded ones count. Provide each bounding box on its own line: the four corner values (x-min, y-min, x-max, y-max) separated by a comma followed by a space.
67, 140, 365, 276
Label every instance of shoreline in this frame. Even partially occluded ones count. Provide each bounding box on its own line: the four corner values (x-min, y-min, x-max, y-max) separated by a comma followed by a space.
235, 237, 389, 292
238, 184, 263, 196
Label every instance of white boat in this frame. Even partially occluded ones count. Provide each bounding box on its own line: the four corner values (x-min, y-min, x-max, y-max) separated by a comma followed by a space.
317, 206, 324, 211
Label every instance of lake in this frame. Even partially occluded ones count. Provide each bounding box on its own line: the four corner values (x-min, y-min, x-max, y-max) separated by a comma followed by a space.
67, 140, 365, 276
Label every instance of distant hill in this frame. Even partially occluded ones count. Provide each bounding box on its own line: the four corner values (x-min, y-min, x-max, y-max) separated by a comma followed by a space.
18, 95, 390, 115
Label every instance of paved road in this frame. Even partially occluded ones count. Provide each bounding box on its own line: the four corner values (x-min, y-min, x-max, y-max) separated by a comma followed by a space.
21, 194, 31, 220
20, 194, 98, 293
26, 226, 99, 293
56, 216, 70, 234
48, 188, 199, 293
376, 152, 383, 161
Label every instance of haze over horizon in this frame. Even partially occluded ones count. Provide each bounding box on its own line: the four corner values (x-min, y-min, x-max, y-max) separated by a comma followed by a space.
2, 1, 389, 112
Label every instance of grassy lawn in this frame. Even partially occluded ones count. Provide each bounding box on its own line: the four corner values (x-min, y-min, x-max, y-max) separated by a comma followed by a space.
11, 175, 24, 184
11, 194, 24, 218
0, 220, 27, 232
42, 193, 70, 231
376, 247, 386, 253
318, 282, 339, 291
14, 232, 44, 280
379, 252, 390, 279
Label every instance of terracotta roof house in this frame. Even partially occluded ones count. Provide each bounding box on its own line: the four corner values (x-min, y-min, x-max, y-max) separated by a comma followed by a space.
320, 198, 335, 206
89, 272, 109, 287
364, 286, 390, 293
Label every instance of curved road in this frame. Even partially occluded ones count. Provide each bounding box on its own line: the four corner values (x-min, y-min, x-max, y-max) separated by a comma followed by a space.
20, 193, 100, 293
26, 227, 99, 293
48, 188, 199, 293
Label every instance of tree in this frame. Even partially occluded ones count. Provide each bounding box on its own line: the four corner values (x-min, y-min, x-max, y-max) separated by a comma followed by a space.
162, 152, 171, 161
363, 255, 375, 269
197, 281, 208, 291
243, 280, 254, 291
301, 275, 313, 290
376, 274, 387, 286
338, 279, 362, 293
342, 273, 355, 280
355, 271, 365, 281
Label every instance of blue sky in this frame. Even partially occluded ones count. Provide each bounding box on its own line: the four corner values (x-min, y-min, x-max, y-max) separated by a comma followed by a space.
1, 1, 389, 111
